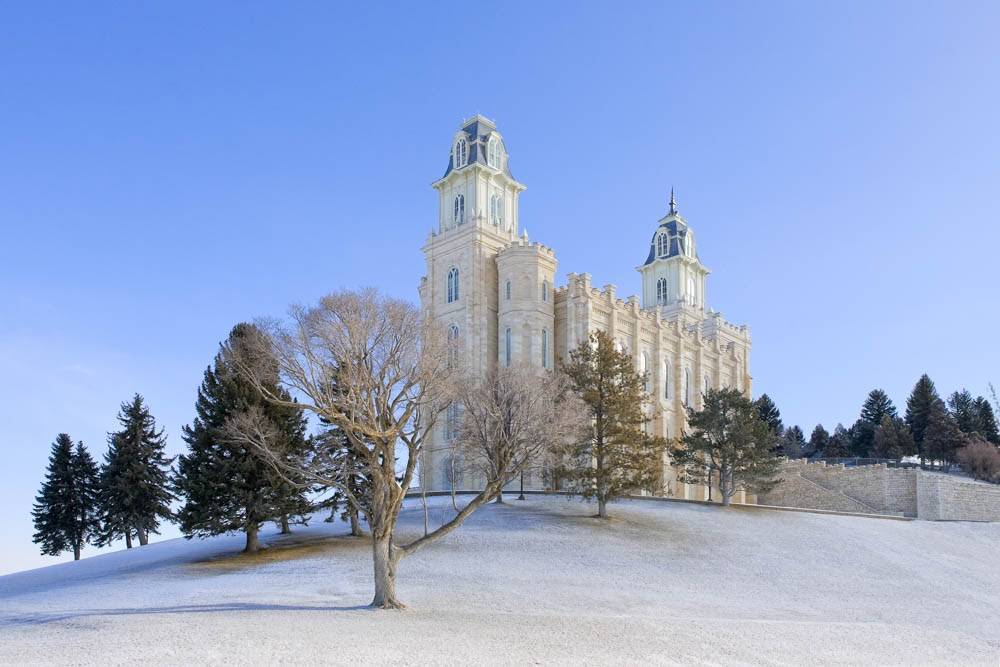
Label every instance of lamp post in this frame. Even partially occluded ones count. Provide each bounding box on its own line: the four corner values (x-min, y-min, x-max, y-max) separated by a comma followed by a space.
517, 470, 526, 500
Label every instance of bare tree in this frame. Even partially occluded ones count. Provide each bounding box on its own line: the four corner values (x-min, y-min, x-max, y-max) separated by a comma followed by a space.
454, 365, 586, 503
224, 288, 545, 609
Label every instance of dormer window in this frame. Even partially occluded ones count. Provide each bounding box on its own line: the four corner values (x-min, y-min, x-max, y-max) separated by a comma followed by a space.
487, 136, 501, 169
657, 233, 669, 257
454, 138, 468, 168
453, 194, 465, 225
490, 193, 504, 226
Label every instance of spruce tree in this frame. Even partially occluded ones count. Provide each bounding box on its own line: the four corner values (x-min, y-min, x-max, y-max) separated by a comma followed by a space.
808, 424, 830, 458
923, 399, 965, 466
314, 422, 369, 536
860, 389, 897, 424
905, 374, 940, 463
873, 415, 915, 460
823, 423, 851, 458
32, 435, 100, 561
947, 390, 977, 434
673, 388, 781, 505
972, 396, 1000, 444
96, 394, 174, 548
174, 323, 312, 553
754, 394, 784, 437
781, 425, 807, 458
561, 330, 665, 518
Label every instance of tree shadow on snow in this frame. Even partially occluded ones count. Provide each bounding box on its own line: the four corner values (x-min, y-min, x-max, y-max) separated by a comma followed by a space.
0, 601, 373, 627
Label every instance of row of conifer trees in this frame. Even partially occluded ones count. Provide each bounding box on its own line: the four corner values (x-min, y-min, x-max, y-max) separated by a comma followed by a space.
32, 323, 359, 561
755, 374, 1000, 464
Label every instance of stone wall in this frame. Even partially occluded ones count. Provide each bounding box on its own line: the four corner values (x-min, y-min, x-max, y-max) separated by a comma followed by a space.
761, 460, 1000, 521
916, 473, 1000, 521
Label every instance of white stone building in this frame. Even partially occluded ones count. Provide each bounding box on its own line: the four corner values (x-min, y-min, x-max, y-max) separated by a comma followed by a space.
419, 115, 752, 501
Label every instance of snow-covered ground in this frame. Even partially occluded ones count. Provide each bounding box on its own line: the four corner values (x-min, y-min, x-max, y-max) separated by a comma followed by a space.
1, 496, 998, 665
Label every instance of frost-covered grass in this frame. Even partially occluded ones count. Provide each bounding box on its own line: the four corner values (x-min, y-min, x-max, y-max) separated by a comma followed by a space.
1, 496, 998, 665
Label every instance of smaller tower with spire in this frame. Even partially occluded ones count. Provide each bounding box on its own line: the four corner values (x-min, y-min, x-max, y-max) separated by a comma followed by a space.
636, 189, 711, 311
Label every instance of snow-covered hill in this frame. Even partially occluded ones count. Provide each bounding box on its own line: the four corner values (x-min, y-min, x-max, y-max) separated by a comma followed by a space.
1, 496, 998, 665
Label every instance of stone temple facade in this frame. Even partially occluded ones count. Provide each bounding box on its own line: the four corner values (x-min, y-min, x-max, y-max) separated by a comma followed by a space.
419, 115, 753, 501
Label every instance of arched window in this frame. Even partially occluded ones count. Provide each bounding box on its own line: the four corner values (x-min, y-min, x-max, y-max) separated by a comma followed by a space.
641, 352, 651, 392
657, 233, 668, 257
663, 361, 672, 400
687, 276, 696, 305
446, 402, 460, 440
656, 277, 667, 305
505, 279, 511, 300
684, 367, 692, 406
704, 374, 711, 394
487, 137, 501, 168
504, 328, 512, 367
447, 267, 459, 303
453, 194, 465, 225
448, 324, 460, 367
541, 329, 548, 368
455, 138, 467, 168
490, 193, 504, 226
542, 279, 549, 302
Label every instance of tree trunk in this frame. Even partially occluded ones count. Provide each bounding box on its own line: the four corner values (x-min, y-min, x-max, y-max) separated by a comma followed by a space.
244, 522, 260, 554
73, 543, 81, 561
125, 531, 133, 549
495, 489, 504, 504
598, 497, 608, 519
280, 514, 291, 534
371, 532, 403, 609
349, 507, 362, 536
138, 529, 148, 546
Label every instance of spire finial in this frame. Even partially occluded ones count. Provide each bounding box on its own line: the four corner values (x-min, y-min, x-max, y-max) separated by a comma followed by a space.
669, 187, 677, 216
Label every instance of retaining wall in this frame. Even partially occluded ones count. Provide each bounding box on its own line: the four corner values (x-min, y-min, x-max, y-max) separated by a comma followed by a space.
760, 460, 1000, 521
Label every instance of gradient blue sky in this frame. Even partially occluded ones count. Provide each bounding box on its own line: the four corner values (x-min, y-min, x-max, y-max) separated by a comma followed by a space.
2, 2, 998, 574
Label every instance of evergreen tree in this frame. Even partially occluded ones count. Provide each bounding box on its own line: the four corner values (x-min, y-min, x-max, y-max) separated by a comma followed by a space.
850, 389, 899, 457
673, 388, 781, 505
905, 374, 941, 463
872, 415, 915, 460
860, 389, 897, 424
972, 396, 1000, 444
947, 389, 976, 434
808, 424, 830, 458
561, 330, 665, 519
823, 423, 851, 458
32, 435, 100, 561
314, 422, 369, 536
174, 323, 312, 553
848, 419, 875, 457
923, 399, 965, 466
96, 394, 174, 548
754, 394, 784, 437
781, 425, 807, 458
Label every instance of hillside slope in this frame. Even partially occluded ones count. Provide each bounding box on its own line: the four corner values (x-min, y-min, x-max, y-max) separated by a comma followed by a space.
1, 496, 998, 665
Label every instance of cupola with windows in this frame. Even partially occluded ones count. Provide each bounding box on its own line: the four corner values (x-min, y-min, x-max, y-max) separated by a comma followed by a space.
431, 115, 526, 236
637, 189, 711, 311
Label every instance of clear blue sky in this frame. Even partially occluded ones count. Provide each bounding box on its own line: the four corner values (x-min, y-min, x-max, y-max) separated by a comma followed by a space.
2, 2, 998, 574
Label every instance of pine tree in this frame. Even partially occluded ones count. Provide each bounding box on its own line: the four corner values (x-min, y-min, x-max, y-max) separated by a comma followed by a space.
808, 424, 830, 458
905, 374, 941, 463
873, 415, 915, 460
972, 396, 1000, 444
823, 423, 851, 458
754, 394, 784, 437
96, 395, 175, 549
32, 435, 100, 561
781, 425, 807, 459
848, 419, 875, 457
561, 330, 665, 519
314, 422, 369, 536
174, 323, 312, 553
923, 399, 965, 466
947, 390, 977, 434
673, 388, 781, 505
860, 389, 897, 424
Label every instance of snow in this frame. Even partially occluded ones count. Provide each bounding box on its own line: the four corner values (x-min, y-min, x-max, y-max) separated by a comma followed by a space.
1, 496, 999, 665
